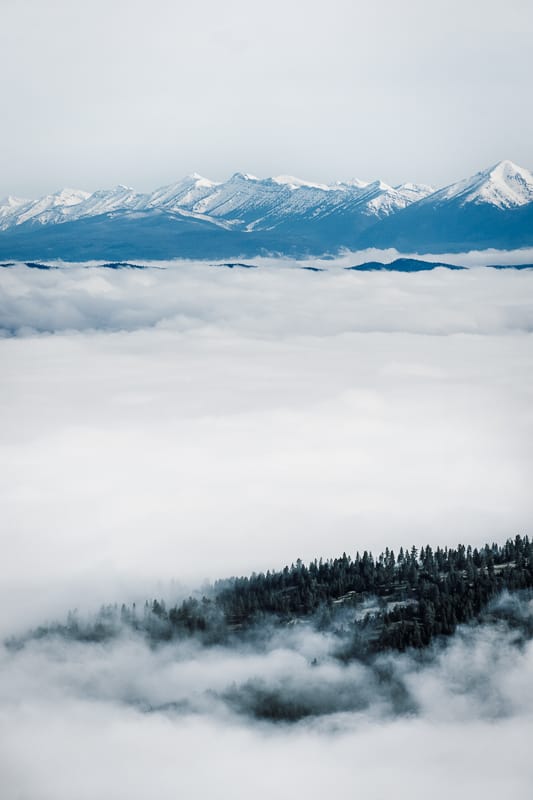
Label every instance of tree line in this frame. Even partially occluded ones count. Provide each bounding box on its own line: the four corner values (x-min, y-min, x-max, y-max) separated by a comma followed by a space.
17, 534, 533, 655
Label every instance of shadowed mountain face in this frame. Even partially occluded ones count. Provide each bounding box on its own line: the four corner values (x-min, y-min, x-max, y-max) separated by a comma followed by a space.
0, 212, 256, 261
359, 195, 533, 252
0, 161, 532, 259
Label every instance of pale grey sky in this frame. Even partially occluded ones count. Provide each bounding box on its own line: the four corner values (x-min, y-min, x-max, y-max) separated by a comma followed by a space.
1, 0, 532, 196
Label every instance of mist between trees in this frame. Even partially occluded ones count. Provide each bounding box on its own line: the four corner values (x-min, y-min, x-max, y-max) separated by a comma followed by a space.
9, 536, 532, 723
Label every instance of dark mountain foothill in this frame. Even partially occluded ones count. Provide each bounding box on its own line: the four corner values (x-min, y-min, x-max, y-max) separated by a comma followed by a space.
345, 258, 465, 272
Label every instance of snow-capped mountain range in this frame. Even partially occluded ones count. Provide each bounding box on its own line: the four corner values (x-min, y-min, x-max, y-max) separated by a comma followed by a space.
0, 172, 434, 231
1, 160, 532, 259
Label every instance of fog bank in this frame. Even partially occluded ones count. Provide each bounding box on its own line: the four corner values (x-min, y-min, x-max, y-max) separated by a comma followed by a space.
1, 599, 533, 799
1, 263, 532, 632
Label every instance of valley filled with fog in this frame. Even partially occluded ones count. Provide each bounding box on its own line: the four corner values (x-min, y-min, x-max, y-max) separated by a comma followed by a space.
1, 255, 533, 798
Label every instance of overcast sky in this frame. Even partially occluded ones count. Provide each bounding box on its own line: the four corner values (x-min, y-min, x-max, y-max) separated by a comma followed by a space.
1, 0, 532, 197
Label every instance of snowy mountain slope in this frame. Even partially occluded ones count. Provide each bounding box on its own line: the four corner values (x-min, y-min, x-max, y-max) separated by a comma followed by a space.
0, 188, 91, 229
0, 195, 28, 225
193, 174, 434, 225
359, 160, 533, 252
71, 185, 148, 218
421, 160, 533, 209
394, 182, 435, 203
0, 186, 147, 230
0, 161, 531, 258
0, 172, 434, 234
349, 180, 434, 218
271, 175, 334, 191
147, 173, 220, 212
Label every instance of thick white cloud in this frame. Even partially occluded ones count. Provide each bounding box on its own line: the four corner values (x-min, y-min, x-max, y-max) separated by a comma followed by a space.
1, 261, 532, 797
1, 255, 533, 336
0, 262, 532, 632
1, 610, 533, 799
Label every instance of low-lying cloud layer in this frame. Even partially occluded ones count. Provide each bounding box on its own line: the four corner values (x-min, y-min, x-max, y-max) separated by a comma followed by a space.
1, 258, 532, 797
1, 253, 533, 335
1, 260, 533, 632
1, 597, 533, 799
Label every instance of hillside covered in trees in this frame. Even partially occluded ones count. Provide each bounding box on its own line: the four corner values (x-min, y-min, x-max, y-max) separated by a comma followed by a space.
15, 535, 533, 658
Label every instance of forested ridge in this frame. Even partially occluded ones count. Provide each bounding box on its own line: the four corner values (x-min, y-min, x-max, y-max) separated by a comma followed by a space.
15, 535, 533, 655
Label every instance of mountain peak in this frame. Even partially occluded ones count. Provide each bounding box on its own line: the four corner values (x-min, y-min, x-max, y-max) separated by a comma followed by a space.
428, 159, 533, 209
0, 195, 29, 209
230, 172, 259, 182
49, 188, 91, 205
488, 159, 523, 176
180, 173, 217, 187
340, 178, 370, 189
272, 175, 332, 191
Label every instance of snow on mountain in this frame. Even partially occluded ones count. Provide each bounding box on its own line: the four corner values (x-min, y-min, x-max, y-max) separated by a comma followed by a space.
148, 174, 220, 211
426, 160, 533, 209
354, 181, 402, 217
180, 173, 284, 223
337, 178, 371, 189
0, 188, 91, 229
0, 195, 28, 210
170, 173, 392, 227
1, 162, 530, 241
272, 175, 332, 191
73, 185, 148, 217
347, 180, 434, 218
0, 195, 29, 226
0, 185, 152, 230
0, 172, 404, 233
163, 172, 342, 224
395, 182, 435, 202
